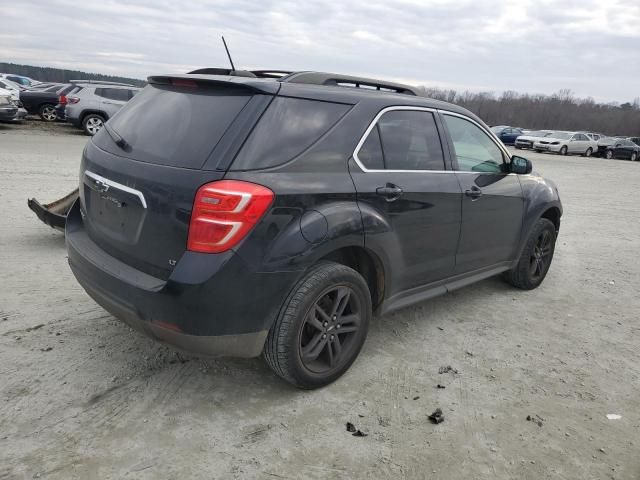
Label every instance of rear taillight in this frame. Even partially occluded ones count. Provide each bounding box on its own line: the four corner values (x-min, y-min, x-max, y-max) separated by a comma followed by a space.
67, 96, 80, 104
59, 95, 67, 105
187, 180, 274, 254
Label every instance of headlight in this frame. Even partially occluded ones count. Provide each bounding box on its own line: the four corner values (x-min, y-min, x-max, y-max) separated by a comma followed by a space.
0, 96, 11, 105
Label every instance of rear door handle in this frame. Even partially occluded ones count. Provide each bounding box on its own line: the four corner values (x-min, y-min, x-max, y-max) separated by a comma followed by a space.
376, 184, 403, 202
465, 186, 483, 199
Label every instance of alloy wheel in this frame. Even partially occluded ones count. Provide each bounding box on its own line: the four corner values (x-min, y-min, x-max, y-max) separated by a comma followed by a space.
299, 285, 361, 374
86, 117, 104, 135
529, 229, 553, 281
42, 106, 56, 122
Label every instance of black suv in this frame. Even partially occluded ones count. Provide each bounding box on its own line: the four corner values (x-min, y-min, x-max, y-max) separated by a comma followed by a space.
65, 70, 562, 388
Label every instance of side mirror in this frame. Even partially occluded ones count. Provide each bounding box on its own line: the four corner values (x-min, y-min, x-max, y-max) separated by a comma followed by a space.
510, 155, 532, 174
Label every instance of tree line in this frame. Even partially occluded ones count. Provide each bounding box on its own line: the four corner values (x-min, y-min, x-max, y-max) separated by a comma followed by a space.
0, 63, 146, 88
418, 87, 640, 136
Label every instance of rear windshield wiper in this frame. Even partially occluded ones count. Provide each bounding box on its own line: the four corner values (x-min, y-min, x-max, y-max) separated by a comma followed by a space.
103, 122, 129, 150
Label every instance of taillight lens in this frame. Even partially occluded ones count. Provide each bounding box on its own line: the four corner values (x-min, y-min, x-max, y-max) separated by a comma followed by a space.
187, 180, 274, 253
67, 96, 80, 104
59, 95, 67, 105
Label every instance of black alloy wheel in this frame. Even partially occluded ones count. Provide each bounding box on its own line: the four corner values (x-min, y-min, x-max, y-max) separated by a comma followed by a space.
299, 285, 362, 374
529, 229, 553, 282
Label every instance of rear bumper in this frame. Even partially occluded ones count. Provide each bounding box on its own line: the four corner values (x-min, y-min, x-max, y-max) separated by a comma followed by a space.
65, 201, 299, 358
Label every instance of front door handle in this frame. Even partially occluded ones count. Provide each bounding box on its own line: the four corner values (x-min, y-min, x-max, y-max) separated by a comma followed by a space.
465, 186, 483, 199
376, 184, 403, 202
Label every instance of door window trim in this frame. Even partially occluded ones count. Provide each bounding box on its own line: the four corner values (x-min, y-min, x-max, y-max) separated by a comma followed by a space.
352, 106, 449, 173
353, 106, 515, 175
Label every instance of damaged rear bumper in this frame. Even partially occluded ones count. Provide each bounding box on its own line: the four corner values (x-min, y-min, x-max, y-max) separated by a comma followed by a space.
28, 189, 79, 231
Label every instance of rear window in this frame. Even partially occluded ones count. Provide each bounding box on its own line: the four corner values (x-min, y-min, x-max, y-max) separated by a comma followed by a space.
97, 84, 252, 168
231, 97, 351, 170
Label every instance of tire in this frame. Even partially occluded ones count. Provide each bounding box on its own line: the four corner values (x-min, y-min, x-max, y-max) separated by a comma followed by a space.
503, 218, 557, 290
583, 147, 593, 157
82, 114, 105, 136
515, 145, 522, 150
631, 152, 638, 162
559, 145, 568, 156
605, 149, 614, 160
39, 104, 57, 122
534, 149, 542, 153
264, 262, 372, 389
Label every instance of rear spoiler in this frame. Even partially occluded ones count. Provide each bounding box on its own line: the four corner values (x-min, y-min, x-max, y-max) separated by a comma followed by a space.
28, 189, 79, 232
148, 74, 281, 95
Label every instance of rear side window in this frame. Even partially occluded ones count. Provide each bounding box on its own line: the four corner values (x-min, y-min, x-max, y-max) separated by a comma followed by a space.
356, 110, 445, 171
231, 97, 350, 170
96, 88, 130, 101
98, 84, 252, 168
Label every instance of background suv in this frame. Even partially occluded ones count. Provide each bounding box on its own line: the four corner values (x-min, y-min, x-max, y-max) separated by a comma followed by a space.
65, 70, 562, 389
66, 84, 140, 135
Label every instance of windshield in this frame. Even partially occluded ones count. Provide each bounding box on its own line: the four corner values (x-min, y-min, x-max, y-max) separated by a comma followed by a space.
550, 132, 571, 140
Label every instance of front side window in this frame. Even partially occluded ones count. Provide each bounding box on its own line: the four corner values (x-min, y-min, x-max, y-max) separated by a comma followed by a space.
443, 114, 505, 173
357, 109, 445, 171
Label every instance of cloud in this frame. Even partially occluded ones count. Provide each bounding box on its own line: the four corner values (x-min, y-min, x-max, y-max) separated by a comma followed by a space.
1, 0, 639, 102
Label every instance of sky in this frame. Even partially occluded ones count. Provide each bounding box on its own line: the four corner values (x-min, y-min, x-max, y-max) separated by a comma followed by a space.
2, 0, 639, 103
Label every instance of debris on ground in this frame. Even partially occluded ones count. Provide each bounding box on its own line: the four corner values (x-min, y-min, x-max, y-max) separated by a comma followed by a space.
428, 408, 445, 424
606, 414, 621, 420
436, 384, 446, 389
438, 366, 458, 374
346, 422, 367, 437
526, 414, 544, 427
465, 351, 474, 357
437, 326, 444, 331
40, 347, 53, 352
413, 396, 420, 400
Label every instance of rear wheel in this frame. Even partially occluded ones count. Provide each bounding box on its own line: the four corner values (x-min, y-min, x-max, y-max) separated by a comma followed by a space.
504, 218, 557, 290
264, 262, 372, 389
605, 149, 614, 160
631, 152, 638, 161
559, 145, 568, 156
583, 147, 593, 157
82, 114, 105, 136
39, 104, 57, 122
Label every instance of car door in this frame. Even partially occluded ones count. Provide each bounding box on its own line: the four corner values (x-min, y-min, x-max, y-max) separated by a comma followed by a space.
615, 140, 633, 159
440, 112, 524, 273
349, 107, 462, 295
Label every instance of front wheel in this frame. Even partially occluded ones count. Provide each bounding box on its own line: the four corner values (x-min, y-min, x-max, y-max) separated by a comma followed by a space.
559, 145, 568, 156
82, 114, 105, 136
631, 152, 638, 162
504, 218, 557, 290
264, 262, 372, 389
605, 149, 614, 160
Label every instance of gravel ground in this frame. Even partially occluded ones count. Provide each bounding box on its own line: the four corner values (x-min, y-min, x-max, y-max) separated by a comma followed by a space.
1, 121, 639, 480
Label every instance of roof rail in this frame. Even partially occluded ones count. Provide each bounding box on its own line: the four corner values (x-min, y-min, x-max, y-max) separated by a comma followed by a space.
186, 68, 419, 96
280, 71, 418, 96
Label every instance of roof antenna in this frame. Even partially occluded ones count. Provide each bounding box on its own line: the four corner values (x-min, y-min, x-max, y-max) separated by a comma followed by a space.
221, 36, 236, 72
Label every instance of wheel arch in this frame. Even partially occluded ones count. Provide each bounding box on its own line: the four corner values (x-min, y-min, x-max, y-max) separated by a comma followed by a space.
317, 246, 385, 311
80, 110, 108, 124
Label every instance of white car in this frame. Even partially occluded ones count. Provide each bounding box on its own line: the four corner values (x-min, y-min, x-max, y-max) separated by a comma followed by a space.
514, 130, 554, 149
533, 132, 598, 157
0, 78, 22, 103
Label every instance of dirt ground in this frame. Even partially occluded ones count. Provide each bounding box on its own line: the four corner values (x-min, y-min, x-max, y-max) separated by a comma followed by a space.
1, 120, 639, 480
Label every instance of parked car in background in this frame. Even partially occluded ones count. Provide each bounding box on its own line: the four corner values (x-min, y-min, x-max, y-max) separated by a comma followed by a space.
0, 73, 37, 87
602, 139, 640, 161
490, 126, 524, 145
0, 87, 22, 122
594, 136, 623, 157
585, 132, 604, 142
0, 78, 22, 103
20, 84, 74, 121
533, 132, 597, 156
65, 84, 140, 135
514, 130, 552, 149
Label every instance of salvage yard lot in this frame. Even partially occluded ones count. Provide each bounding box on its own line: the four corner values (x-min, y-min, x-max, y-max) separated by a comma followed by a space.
1, 121, 639, 479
